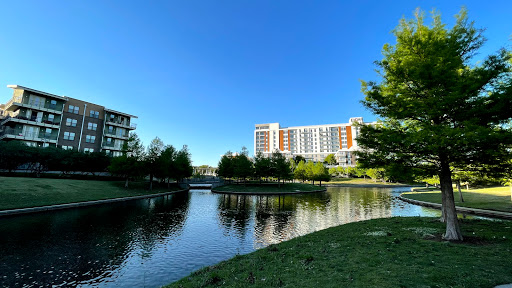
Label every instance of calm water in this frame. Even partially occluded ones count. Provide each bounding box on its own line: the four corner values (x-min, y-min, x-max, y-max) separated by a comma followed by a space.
0, 186, 439, 287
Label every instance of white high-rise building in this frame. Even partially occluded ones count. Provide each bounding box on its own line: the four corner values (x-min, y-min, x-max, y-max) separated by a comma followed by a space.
254, 117, 373, 166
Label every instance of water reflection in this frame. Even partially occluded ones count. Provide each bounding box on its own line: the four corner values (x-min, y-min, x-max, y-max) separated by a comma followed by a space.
0, 192, 190, 287
0, 187, 440, 288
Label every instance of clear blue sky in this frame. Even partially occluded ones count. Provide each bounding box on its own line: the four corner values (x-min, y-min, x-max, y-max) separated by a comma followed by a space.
0, 1, 510, 166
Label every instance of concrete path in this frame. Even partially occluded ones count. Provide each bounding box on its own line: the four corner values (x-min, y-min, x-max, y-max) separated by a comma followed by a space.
398, 195, 512, 220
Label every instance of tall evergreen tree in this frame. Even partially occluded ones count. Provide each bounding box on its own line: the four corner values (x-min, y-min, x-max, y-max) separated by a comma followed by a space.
357, 8, 512, 240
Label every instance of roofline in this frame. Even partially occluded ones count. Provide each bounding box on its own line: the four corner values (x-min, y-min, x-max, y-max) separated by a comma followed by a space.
7, 85, 68, 101
104, 108, 138, 119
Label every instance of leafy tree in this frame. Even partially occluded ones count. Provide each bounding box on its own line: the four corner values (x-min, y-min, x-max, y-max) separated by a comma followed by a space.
354, 167, 367, 179
217, 152, 234, 181
175, 145, 193, 182
0, 141, 31, 173
313, 162, 330, 186
145, 137, 165, 190
254, 151, 271, 183
345, 166, 357, 178
156, 145, 178, 186
108, 133, 145, 188
293, 155, 306, 164
233, 151, 254, 185
336, 166, 347, 177
356, 8, 512, 240
271, 149, 291, 187
328, 167, 338, 177
305, 161, 316, 184
324, 154, 337, 165
294, 160, 307, 182
366, 168, 381, 182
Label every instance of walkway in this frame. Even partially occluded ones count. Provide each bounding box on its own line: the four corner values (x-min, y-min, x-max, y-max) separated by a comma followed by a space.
398, 194, 512, 220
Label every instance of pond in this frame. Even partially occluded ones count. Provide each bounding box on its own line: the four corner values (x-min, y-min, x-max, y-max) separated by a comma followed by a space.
0, 186, 439, 287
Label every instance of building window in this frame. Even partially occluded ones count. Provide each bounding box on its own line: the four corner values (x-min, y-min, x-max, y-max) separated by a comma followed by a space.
44, 128, 52, 138
89, 110, 99, 118
66, 118, 77, 127
63, 132, 75, 141
83, 148, 94, 153
49, 100, 57, 109
48, 114, 55, 124
68, 105, 79, 114
62, 145, 73, 150
87, 122, 97, 131
86, 135, 96, 143
107, 126, 114, 134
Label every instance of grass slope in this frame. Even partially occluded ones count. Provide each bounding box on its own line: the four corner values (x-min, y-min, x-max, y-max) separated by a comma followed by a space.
213, 183, 322, 193
0, 176, 182, 210
167, 217, 512, 288
403, 186, 512, 213
327, 178, 414, 186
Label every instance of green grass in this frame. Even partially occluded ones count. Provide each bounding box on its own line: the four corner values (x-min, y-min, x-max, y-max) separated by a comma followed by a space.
403, 186, 512, 213
166, 217, 512, 288
0, 176, 183, 210
213, 183, 323, 193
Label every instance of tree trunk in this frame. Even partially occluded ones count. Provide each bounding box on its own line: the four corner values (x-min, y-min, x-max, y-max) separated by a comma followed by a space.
149, 174, 153, 191
125, 178, 129, 188
457, 180, 464, 202
278, 177, 281, 188
439, 159, 463, 241
319, 180, 322, 186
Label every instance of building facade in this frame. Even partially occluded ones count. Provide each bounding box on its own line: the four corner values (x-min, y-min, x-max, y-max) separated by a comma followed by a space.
254, 118, 372, 166
0, 85, 137, 156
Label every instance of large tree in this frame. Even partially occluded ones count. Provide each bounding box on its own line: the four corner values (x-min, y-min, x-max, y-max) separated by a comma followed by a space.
357, 8, 512, 240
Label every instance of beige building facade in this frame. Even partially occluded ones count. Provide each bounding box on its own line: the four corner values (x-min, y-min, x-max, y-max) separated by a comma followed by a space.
254, 118, 373, 166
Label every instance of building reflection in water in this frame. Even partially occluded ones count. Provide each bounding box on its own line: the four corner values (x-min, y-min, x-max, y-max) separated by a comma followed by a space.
216, 187, 393, 249
0, 192, 190, 287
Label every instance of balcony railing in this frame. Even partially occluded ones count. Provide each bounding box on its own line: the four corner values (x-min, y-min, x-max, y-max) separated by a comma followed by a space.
0, 128, 58, 141
5, 98, 62, 112
106, 118, 137, 129
1, 115, 60, 126
103, 142, 123, 150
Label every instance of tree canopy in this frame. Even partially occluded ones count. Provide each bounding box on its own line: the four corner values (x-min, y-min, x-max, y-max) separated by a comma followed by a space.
356, 8, 512, 240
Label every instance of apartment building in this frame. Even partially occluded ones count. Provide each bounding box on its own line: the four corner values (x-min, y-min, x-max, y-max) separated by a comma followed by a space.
0, 85, 137, 156
254, 117, 373, 166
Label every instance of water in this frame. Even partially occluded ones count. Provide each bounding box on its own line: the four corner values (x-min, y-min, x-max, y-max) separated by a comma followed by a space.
0, 186, 439, 287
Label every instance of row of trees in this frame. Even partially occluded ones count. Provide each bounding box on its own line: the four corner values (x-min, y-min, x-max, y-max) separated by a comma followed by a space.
217, 149, 330, 186
108, 134, 193, 189
0, 141, 110, 176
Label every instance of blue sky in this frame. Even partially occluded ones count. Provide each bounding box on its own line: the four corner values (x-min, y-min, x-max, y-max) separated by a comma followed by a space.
0, 0, 510, 166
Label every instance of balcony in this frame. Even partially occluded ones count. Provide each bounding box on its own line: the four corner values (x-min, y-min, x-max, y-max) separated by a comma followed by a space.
4, 98, 63, 114
104, 131, 129, 140
0, 115, 60, 128
0, 127, 58, 143
105, 118, 137, 130
102, 142, 123, 151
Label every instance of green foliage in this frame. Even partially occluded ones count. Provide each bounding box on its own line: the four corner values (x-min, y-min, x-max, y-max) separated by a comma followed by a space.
271, 150, 291, 184
294, 160, 307, 182
217, 152, 234, 179
293, 155, 306, 164
328, 167, 338, 176
175, 145, 193, 181
253, 151, 272, 181
323, 154, 337, 165
356, 8, 512, 240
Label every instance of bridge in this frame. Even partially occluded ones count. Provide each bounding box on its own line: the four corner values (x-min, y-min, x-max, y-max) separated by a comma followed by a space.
183, 177, 224, 189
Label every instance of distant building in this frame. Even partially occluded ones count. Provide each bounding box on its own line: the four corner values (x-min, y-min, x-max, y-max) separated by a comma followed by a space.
254, 117, 374, 166
0, 85, 137, 156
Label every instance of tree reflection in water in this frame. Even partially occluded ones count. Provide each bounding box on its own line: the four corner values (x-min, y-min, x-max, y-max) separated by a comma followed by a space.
0, 191, 190, 287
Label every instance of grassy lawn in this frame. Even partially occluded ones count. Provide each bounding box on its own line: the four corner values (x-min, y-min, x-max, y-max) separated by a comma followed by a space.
327, 178, 414, 186
0, 176, 183, 211
213, 183, 323, 193
402, 186, 512, 213
167, 217, 512, 288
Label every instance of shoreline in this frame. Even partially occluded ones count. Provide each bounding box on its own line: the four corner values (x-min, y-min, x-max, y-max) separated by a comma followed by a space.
0, 187, 190, 217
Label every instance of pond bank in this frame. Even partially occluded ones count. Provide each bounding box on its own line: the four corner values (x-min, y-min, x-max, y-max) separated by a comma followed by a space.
211, 183, 326, 195
167, 217, 512, 288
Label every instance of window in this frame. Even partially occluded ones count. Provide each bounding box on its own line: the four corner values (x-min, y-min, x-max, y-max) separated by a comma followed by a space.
62, 145, 73, 150
83, 148, 94, 153
66, 118, 77, 127
48, 114, 55, 124
87, 122, 97, 131
106, 137, 113, 144
63, 132, 75, 141
68, 105, 79, 114
49, 100, 57, 109
86, 135, 96, 143
44, 128, 52, 138
89, 110, 99, 118
107, 126, 114, 134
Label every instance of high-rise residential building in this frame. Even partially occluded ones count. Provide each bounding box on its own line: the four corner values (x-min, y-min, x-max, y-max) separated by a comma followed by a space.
254, 117, 373, 166
0, 85, 137, 156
